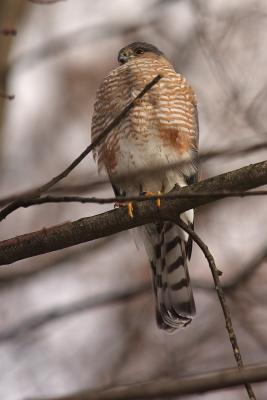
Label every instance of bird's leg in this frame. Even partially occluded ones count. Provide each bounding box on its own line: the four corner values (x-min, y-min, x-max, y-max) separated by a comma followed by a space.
142, 191, 162, 208
156, 191, 161, 208
114, 201, 134, 218
127, 202, 134, 218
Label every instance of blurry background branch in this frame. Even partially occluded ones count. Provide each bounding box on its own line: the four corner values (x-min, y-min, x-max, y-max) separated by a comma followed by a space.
2, 251, 264, 344
0, 28, 17, 36
224, 246, 267, 292
26, 364, 267, 400
0, 282, 150, 343
0, 236, 114, 284
4, 241, 264, 342
195, 244, 267, 293
0, 173, 107, 207
5, 6, 160, 76
0, 0, 27, 161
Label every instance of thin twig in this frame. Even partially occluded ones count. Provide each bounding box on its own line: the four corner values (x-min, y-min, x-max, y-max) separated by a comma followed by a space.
176, 218, 256, 400
25, 364, 267, 400
0, 75, 161, 222
1, 139, 267, 209
7, 189, 267, 210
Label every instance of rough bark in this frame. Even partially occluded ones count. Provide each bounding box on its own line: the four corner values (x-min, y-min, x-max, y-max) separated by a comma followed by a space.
0, 160, 266, 266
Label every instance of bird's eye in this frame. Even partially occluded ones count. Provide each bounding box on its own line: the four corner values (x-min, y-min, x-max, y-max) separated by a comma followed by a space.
135, 48, 144, 55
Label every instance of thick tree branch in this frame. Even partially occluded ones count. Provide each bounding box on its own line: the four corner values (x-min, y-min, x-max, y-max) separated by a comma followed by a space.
0, 160, 267, 266
26, 364, 267, 400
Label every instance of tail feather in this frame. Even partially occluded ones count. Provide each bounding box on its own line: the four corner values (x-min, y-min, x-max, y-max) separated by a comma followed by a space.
143, 218, 195, 332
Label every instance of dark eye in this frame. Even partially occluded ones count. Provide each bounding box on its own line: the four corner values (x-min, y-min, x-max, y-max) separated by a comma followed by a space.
135, 48, 144, 55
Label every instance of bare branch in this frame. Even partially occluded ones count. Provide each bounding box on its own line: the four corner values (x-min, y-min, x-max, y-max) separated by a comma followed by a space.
0, 75, 162, 222
0, 160, 267, 266
193, 245, 267, 293
1, 139, 266, 209
25, 363, 267, 400
7, 189, 267, 210
176, 219, 256, 399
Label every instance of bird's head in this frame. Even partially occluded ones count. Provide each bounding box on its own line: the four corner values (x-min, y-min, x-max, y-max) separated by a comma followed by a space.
117, 42, 164, 65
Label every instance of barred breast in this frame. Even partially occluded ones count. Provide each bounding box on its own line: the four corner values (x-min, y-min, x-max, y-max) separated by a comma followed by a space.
91, 51, 199, 331
91, 55, 198, 195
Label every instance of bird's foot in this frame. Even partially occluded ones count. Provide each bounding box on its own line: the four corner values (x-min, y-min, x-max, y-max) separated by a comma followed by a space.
114, 201, 134, 218
142, 191, 162, 208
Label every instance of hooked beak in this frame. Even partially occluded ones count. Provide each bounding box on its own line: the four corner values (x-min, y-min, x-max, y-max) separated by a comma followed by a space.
118, 53, 128, 64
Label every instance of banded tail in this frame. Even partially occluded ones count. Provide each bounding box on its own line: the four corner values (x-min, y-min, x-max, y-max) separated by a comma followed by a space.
143, 217, 195, 332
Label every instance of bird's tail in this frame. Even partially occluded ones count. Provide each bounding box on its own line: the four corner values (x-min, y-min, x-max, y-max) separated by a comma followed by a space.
142, 217, 195, 332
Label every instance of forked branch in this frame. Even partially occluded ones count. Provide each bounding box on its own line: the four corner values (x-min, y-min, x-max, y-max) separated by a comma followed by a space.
176, 218, 256, 399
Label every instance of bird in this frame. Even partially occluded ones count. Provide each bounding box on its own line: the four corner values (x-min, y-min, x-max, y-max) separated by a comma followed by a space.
91, 42, 199, 332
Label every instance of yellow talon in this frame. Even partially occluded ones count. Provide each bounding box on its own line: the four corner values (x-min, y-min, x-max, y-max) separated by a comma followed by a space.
143, 191, 162, 208
115, 201, 134, 218
156, 191, 161, 208
128, 202, 134, 218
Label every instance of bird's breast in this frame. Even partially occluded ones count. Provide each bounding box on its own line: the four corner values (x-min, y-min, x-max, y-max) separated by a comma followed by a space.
93, 57, 197, 193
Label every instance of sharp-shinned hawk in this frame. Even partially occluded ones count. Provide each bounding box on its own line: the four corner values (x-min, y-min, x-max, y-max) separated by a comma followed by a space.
91, 42, 199, 332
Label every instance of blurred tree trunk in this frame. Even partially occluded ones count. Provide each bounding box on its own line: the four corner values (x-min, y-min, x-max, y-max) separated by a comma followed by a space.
0, 0, 28, 164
